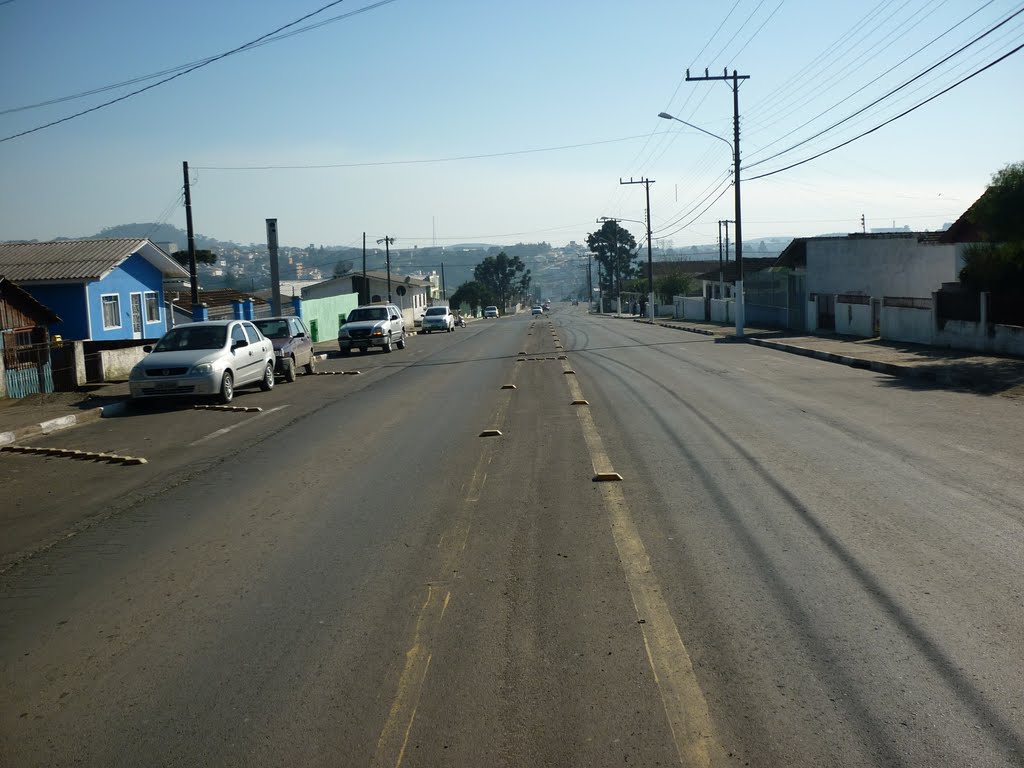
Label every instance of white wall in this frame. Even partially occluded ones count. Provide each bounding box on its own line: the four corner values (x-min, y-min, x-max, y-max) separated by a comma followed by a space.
681, 296, 705, 321
806, 300, 818, 332
99, 345, 148, 380
835, 301, 872, 337
807, 237, 963, 297
710, 298, 733, 323
880, 306, 932, 345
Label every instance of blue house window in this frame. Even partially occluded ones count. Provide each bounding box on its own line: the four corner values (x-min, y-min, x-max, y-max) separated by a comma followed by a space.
101, 294, 121, 329
145, 291, 160, 323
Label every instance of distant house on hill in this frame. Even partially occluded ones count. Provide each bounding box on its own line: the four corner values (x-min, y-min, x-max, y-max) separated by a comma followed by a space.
0, 238, 187, 342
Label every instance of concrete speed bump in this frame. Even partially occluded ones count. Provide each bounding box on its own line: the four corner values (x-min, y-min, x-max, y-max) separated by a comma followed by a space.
593, 472, 623, 482
342, 370, 362, 375
557, 355, 568, 360
572, 399, 589, 405
479, 429, 502, 437
501, 384, 517, 390
563, 370, 576, 375
1, 445, 148, 465
193, 404, 262, 413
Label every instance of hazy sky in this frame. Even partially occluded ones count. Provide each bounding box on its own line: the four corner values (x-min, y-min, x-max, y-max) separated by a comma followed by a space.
2, 0, 1022, 250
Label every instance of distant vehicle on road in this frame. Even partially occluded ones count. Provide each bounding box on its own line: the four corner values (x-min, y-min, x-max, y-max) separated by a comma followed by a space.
338, 303, 406, 354
421, 305, 455, 333
253, 316, 316, 382
542, 301, 551, 312
129, 320, 275, 404
483, 306, 499, 318
531, 305, 543, 315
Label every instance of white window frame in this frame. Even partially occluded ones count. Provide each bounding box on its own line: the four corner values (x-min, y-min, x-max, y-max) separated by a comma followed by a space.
144, 291, 160, 323
101, 293, 122, 330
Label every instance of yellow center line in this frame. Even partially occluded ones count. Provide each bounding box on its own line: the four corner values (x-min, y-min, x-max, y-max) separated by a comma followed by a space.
371, 359, 521, 768
559, 356, 722, 767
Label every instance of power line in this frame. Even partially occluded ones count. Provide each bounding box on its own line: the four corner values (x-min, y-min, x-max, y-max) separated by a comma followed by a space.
192, 133, 672, 170
745, 41, 1024, 181
743, 0, 999, 159
0, 0, 399, 117
653, 183, 734, 241
0, 0, 374, 143
745, 3, 1024, 170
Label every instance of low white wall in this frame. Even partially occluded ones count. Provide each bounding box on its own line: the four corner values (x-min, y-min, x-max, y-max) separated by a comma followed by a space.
682, 296, 705, 321
710, 298, 733, 324
880, 306, 932, 345
100, 346, 148, 380
806, 300, 818, 332
992, 324, 1024, 356
835, 301, 872, 337
934, 320, 1024, 356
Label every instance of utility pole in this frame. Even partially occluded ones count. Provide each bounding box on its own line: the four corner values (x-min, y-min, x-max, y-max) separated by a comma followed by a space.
377, 236, 395, 302
440, 262, 447, 301
718, 219, 734, 300
362, 232, 367, 304
861, 214, 866, 234
685, 67, 749, 335
182, 161, 198, 306
620, 177, 656, 319
266, 219, 281, 315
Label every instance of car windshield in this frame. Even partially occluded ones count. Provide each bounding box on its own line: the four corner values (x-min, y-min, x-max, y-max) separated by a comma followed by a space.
347, 307, 387, 322
152, 326, 227, 352
254, 319, 290, 339
425, 308, 447, 316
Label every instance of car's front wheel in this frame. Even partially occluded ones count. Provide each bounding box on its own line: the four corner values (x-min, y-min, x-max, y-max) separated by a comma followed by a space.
396, 333, 406, 350
304, 354, 316, 374
260, 361, 275, 391
218, 371, 234, 404
382, 334, 393, 353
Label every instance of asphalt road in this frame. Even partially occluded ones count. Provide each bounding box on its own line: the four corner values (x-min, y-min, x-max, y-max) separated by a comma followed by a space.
2, 307, 1022, 767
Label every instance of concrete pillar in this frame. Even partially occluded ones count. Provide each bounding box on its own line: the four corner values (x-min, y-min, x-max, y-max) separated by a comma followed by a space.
232, 300, 244, 320
979, 291, 988, 332
291, 296, 303, 319
192, 303, 209, 321
73, 341, 87, 386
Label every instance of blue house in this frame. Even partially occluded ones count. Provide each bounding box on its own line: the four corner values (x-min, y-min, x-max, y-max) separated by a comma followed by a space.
0, 239, 188, 341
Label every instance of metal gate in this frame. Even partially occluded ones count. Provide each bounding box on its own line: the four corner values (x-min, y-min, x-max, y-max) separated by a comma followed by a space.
1, 329, 54, 398
817, 294, 836, 331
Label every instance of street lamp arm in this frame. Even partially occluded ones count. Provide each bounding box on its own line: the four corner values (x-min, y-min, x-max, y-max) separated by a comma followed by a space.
658, 112, 733, 152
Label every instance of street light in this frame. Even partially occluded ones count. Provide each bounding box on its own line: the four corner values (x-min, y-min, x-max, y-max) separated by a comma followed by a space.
659, 111, 745, 336
376, 236, 395, 302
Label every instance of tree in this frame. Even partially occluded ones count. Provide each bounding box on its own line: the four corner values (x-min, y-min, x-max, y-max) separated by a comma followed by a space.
333, 259, 354, 277
171, 248, 216, 267
449, 280, 496, 313
654, 268, 695, 304
968, 161, 1024, 243
959, 161, 1024, 294
586, 221, 638, 302
473, 251, 528, 309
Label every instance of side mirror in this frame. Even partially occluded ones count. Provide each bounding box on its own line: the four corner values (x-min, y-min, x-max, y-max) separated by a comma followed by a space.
390, 314, 399, 321
295, 331, 306, 338
143, 345, 153, 353
232, 339, 249, 350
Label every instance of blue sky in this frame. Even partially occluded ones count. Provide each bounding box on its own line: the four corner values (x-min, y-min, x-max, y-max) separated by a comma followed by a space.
1, 0, 1022, 250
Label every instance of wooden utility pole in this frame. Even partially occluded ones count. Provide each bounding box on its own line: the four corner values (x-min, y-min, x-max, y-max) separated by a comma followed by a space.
182, 161, 198, 306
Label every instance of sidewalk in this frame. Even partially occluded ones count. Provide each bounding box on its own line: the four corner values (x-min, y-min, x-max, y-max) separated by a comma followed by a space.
631, 315, 1024, 397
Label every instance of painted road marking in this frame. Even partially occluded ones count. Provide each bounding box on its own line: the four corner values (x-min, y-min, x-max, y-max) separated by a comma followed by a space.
560, 357, 721, 767
188, 405, 291, 446
372, 364, 520, 768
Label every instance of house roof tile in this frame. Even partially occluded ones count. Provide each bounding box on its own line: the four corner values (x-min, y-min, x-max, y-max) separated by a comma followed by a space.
0, 238, 188, 282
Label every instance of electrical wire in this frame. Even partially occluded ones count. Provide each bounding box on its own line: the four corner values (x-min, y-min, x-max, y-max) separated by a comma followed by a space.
654, 183, 734, 241
0, 0, 381, 143
743, 0, 997, 158
744, 7, 1024, 171
0, 0, 398, 117
192, 133, 672, 170
744, 41, 1024, 181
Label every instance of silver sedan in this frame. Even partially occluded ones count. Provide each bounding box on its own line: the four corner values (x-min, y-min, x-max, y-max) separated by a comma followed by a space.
129, 320, 276, 404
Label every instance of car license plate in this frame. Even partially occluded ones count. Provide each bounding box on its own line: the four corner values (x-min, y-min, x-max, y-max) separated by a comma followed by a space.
154, 381, 178, 390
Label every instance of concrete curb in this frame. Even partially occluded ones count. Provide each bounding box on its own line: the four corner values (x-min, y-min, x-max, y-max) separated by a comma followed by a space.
0, 406, 108, 447
745, 337, 979, 387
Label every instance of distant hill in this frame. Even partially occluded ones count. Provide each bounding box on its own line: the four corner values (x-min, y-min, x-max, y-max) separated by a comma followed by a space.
73, 223, 236, 252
